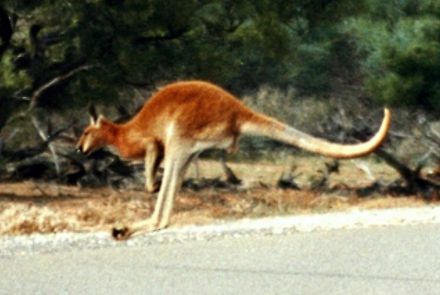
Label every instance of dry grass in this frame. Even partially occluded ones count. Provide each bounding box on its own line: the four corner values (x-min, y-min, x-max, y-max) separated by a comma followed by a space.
0, 157, 435, 236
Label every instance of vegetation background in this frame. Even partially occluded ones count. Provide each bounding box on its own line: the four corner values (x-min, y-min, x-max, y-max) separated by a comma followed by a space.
0, 0, 439, 193
1, 0, 440, 236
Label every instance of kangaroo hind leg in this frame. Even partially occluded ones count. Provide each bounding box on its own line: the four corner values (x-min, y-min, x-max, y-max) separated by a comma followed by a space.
144, 139, 162, 193
112, 151, 191, 240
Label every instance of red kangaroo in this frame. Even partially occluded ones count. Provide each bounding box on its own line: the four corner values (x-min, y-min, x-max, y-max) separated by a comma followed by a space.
76, 80, 391, 239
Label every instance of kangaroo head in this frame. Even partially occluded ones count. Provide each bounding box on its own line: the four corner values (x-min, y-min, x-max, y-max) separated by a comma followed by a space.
76, 104, 115, 155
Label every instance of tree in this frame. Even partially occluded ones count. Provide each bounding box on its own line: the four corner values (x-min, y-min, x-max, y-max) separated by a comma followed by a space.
0, 0, 370, 132
342, 0, 440, 113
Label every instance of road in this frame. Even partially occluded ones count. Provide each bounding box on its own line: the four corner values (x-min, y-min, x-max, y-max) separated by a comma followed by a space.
1, 209, 440, 294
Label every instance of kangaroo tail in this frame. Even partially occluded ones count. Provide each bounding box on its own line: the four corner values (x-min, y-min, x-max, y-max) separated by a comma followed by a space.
239, 108, 391, 159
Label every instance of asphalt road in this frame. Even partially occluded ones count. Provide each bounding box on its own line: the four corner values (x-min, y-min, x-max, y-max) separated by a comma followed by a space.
2, 222, 440, 295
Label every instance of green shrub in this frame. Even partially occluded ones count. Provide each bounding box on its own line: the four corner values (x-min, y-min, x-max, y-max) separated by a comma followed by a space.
343, 7, 440, 112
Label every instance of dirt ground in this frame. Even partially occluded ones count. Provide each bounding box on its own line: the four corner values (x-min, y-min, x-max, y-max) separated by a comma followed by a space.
0, 157, 436, 236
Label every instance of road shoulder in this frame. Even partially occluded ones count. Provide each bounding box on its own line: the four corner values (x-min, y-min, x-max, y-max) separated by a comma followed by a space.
2, 206, 440, 257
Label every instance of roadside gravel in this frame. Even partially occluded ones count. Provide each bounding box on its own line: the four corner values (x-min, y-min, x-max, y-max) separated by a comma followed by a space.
2, 206, 440, 257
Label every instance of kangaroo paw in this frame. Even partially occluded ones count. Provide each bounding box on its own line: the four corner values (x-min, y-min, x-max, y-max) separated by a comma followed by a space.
112, 223, 133, 241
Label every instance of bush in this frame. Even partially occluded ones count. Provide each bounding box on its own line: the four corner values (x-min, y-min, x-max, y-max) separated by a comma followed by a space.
343, 11, 440, 113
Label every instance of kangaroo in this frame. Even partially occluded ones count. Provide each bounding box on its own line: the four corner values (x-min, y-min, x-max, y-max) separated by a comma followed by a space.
76, 80, 391, 240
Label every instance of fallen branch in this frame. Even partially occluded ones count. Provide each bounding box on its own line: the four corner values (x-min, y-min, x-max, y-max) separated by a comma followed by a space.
375, 148, 440, 195
1, 122, 74, 161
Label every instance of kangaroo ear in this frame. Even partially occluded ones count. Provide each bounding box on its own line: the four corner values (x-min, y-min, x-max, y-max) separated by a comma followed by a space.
96, 115, 105, 127
88, 103, 99, 125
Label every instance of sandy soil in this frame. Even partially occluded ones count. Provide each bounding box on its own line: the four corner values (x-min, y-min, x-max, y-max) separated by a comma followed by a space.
0, 158, 435, 236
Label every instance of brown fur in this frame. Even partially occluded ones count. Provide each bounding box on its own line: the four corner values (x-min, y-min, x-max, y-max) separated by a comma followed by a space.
76, 80, 391, 239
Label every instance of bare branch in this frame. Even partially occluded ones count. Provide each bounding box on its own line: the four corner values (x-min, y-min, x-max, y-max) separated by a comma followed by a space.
30, 114, 61, 176
5, 64, 93, 126
29, 64, 93, 110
